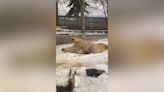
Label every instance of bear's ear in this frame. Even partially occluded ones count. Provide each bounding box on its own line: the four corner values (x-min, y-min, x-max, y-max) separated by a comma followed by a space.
71, 38, 75, 42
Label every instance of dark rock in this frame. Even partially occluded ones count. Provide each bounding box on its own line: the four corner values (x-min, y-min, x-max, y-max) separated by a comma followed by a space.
86, 68, 105, 77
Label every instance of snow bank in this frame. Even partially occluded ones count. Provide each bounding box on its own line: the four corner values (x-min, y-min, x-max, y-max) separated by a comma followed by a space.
56, 64, 108, 92
56, 68, 70, 87
74, 73, 108, 92
73, 62, 108, 92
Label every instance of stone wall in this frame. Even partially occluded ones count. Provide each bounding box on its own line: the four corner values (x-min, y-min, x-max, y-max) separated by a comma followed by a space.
56, 34, 108, 45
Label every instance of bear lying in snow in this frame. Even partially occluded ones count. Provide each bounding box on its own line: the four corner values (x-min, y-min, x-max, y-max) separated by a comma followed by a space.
62, 37, 108, 54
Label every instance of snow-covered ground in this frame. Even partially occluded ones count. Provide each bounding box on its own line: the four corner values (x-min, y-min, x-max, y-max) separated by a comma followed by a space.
56, 38, 108, 92
74, 72, 108, 92
56, 64, 108, 92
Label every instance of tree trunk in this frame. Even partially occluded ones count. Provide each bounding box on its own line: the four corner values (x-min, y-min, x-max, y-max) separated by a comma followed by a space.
81, 0, 86, 38
56, 0, 59, 26
101, 0, 108, 25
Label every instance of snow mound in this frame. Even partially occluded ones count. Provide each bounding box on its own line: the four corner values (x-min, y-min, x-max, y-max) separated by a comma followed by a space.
56, 68, 70, 87
74, 73, 108, 92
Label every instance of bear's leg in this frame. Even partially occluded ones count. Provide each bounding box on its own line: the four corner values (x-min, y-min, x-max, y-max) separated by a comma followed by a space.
75, 49, 85, 54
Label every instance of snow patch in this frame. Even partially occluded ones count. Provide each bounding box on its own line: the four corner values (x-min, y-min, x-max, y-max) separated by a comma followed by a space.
74, 73, 108, 92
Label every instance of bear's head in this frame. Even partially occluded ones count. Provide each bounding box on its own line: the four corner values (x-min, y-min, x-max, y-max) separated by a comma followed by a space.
71, 37, 83, 43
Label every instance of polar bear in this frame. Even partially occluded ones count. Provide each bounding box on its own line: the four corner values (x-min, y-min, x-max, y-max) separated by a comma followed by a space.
62, 37, 108, 54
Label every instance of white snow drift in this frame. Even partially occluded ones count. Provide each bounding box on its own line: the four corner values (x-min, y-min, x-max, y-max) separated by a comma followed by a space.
56, 39, 108, 92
